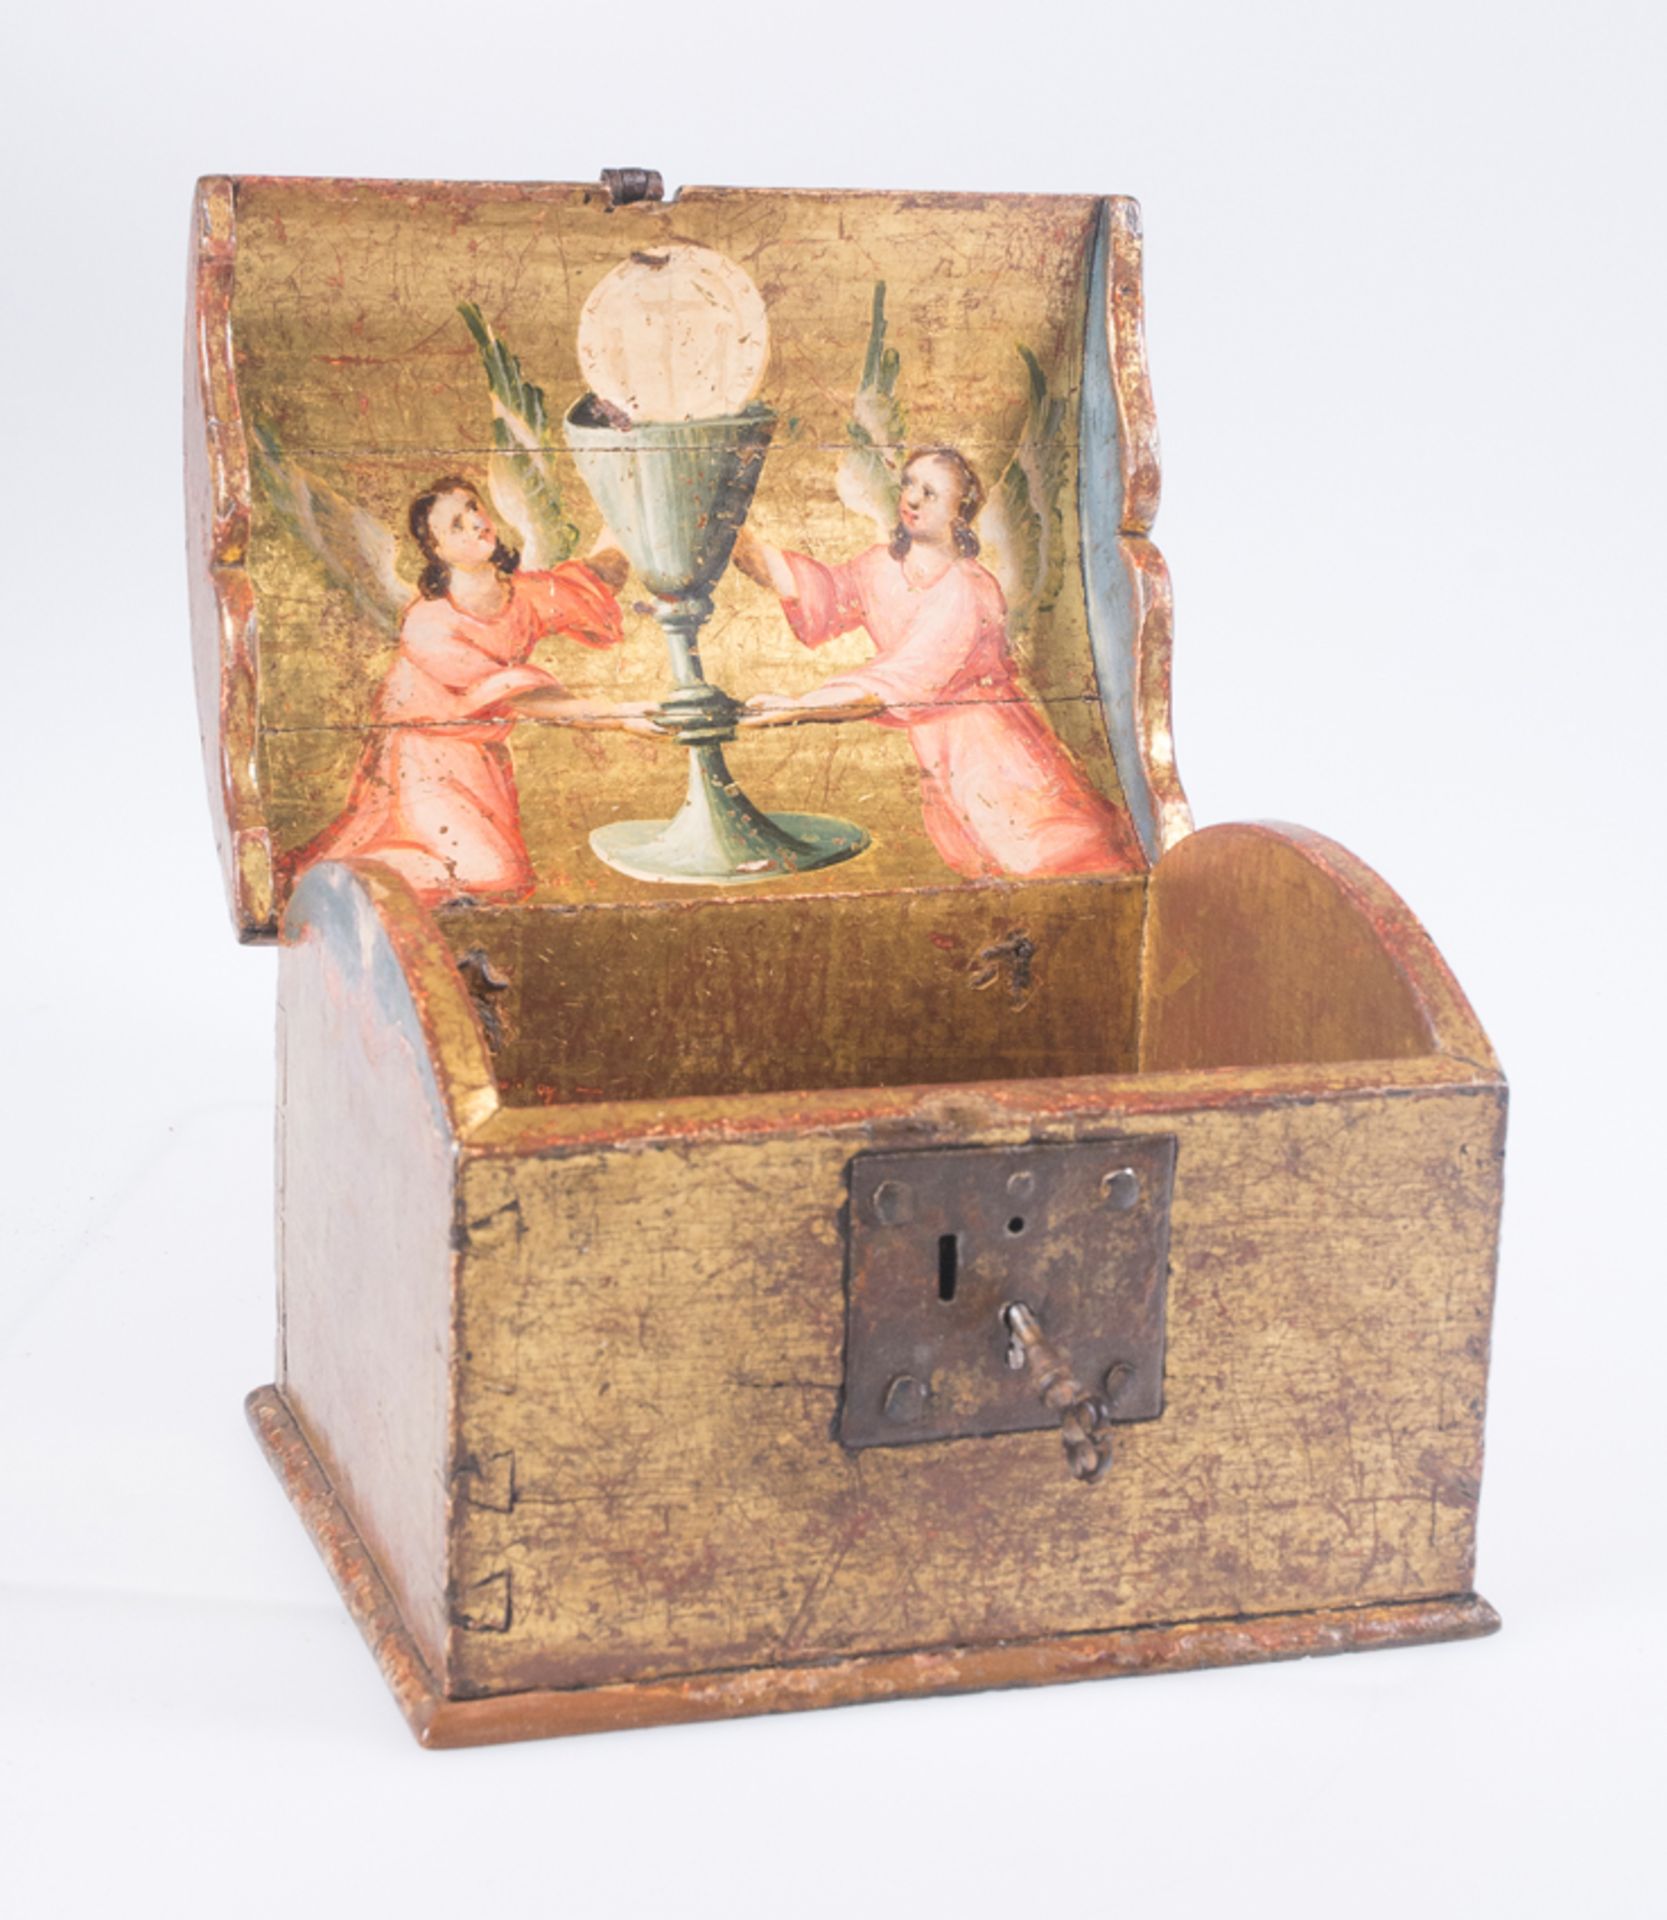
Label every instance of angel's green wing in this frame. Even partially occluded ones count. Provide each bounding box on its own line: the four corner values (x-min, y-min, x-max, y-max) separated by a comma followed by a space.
250, 424, 411, 632
836, 283, 907, 534
981, 345, 1069, 638
457, 303, 581, 571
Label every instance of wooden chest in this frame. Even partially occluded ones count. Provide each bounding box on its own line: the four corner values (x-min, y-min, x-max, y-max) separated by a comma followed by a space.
187, 170, 1504, 1747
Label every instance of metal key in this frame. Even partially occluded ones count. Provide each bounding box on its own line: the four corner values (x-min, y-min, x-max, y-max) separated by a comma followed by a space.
1002, 1301, 1116, 1483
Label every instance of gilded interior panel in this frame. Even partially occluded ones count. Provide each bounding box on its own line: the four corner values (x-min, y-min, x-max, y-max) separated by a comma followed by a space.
437, 873, 1145, 1103
231, 182, 1136, 906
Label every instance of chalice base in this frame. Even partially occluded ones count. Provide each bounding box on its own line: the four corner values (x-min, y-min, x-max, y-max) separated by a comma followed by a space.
591, 810, 869, 885
591, 737, 869, 884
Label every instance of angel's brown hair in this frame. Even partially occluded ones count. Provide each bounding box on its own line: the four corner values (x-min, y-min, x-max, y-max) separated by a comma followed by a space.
409, 477, 521, 600
890, 447, 985, 561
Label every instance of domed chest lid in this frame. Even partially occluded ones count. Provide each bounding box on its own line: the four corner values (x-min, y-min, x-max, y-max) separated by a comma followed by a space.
188, 172, 1186, 941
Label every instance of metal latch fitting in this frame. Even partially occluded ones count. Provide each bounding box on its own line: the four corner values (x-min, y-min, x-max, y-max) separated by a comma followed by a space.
840, 1137, 1177, 1479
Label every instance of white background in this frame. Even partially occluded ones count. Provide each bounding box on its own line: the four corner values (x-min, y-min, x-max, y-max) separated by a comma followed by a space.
2, 2, 1662, 1913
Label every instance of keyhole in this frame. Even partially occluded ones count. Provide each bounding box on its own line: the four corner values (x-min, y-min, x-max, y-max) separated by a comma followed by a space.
937, 1233, 959, 1302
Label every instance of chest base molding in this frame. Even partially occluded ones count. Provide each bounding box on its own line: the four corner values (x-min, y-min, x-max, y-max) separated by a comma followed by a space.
249, 1385, 1499, 1750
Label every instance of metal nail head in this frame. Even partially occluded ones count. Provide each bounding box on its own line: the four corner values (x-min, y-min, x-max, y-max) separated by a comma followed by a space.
1101, 1167, 1140, 1210
1103, 1359, 1134, 1404
883, 1374, 929, 1424
872, 1179, 913, 1226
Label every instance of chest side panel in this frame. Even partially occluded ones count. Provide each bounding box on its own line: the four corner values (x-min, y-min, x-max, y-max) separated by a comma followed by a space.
276, 869, 463, 1677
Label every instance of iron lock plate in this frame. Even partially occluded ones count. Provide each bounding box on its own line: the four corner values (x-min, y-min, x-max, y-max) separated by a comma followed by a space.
841, 1137, 1177, 1448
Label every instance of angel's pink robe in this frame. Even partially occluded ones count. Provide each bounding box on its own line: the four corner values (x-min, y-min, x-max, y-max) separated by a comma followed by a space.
781, 547, 1143, 879
294, 564, 625, 903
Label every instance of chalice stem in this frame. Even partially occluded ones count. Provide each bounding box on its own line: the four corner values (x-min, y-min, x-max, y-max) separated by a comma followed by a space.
654, 597, 709, 691
645, 600, 833, 872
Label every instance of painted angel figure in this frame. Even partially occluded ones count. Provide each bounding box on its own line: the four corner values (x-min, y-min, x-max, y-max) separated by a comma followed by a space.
285, 476, 647, 903
733, 292, 1141, 878
261, 308, 656, 905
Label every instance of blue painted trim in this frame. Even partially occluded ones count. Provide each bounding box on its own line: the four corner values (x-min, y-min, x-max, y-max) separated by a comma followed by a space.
1078, 201, 1157, 863
283, 862, 453, 1140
